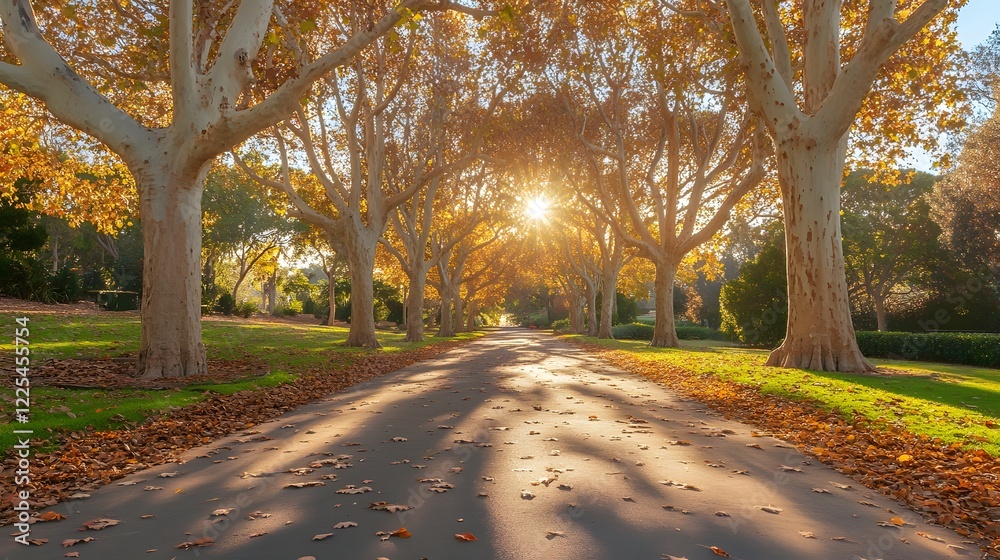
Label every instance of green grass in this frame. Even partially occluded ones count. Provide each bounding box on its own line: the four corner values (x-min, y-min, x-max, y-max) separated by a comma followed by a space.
1, 313, 481, 453
567, 336, 1000, 456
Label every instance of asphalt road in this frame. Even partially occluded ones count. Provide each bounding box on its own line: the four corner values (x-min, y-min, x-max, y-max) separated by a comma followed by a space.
0, 328, 969, 559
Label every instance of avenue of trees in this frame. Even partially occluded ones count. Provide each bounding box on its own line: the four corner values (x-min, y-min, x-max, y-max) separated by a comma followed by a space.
1, 0, 996, 376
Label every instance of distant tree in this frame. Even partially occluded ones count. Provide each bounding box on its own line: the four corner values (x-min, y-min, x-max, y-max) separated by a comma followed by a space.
0, 179, 50, 301
720, 230, 787, 347
842, 170, 943, 331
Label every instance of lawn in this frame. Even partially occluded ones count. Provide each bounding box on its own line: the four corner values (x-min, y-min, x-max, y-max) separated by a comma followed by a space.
565, 336, 1000, 456
0, 312, 481, 453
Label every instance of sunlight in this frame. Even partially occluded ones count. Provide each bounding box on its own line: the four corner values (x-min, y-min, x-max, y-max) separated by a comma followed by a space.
525, 195, 551, 222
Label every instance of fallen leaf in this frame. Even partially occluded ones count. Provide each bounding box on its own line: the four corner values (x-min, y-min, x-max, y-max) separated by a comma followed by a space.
312, 533, 334, 541
65, 553, 80, 558
37, 511, 66, 522
916, 531, 946, 543
333, 521, 358, 529
755, 505, 783, 514
62, 537, 96, 547
799, 531, 817, 539
175, 537, 214, 549
455, 532, 477, 541
81, 518, 120, 530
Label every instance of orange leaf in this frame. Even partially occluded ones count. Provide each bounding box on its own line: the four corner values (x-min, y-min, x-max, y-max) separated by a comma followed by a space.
455, 532, 477, 541
709, 546, 731, 557
391, 527, 412, 538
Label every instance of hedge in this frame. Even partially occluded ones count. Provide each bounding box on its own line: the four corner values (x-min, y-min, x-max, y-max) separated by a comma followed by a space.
856, 331, 1000, 368
611, 323, 727, 341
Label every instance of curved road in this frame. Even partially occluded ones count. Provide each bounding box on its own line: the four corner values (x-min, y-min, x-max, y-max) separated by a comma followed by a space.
1, 328, 966, 559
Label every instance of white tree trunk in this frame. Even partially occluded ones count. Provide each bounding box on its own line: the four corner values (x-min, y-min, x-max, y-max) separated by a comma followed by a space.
454, 293, 466, 333
438, 291, 455, 337
766, 140, 874, 372
404, 272, 427, 341
466, 300, 478, 331
569, 289, 586, 334
585, 284, 598, 337
136, 163, 209, 378
327, 272, 337, 326
346, 240, 381, 348
598, 268, 620, 339
651, 261, 679, 348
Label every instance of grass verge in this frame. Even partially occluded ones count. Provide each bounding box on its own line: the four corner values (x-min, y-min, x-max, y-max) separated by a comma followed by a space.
1, 312, 481, 454
564, 336, 1000, 455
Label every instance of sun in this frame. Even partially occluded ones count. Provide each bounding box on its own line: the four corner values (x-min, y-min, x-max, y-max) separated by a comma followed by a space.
525, 195, 551, 222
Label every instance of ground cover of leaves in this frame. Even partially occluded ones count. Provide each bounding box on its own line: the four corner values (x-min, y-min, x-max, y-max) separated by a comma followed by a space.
571, 340, 1000, 558
0, 338, 471, 525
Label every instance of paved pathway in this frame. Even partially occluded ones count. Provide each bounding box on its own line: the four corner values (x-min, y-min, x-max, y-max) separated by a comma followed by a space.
1, 329, 969, 559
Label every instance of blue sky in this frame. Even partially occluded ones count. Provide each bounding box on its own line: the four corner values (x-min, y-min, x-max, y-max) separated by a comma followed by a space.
957, 0, 998, 49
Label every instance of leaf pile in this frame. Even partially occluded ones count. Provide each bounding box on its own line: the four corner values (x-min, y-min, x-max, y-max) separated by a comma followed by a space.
0, 338, 472, 525
572, 340, 1000, 558
28, 357, 269, 389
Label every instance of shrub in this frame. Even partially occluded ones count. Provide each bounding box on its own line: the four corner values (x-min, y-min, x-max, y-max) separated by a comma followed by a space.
551, 318, 571, 333
215, 293, 236, 315
611, 323, 655, 340
676, 325, 727, 340
50, 266, 81, 303
720, 241, 788, 347
856, 331, 1000, 368
611, 322, 726, 341
235, 301, 259, 318
277, 300, 303, 316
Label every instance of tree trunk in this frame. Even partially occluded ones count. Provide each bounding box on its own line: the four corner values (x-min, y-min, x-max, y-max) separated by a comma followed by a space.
454, 292, 467, 333
766, 140, 874, 372
327, 272, 337, 326
466, 300, 478, 331
650, 260, 679, 347
404, 272, 426, 342
598, 269, 620, 339
51, 231, 59, 273
346, 240, 381, 348
585, 284, 598, 337
438, 291, 455, 337
569, 289, 586, 334
267, 270, 277, 315
874, 296, 887, 332
136, 166, 208, 378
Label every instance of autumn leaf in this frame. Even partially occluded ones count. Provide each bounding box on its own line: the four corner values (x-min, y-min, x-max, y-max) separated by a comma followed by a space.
455, 532, 478, 541
312, 533, 334, 541
175, 537, 214, 549
333, 521, 358, 529
37, 511, 66, 521
62, 537, 96, 547
284, 481, 326, 488
81, 518, 120, 530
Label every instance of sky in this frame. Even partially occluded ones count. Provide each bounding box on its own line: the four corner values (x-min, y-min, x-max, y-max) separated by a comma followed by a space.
957, 0, 998, 50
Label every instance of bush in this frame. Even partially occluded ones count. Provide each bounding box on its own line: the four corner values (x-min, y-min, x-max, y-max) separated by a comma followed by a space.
611, 322, 727, 341
612, 323, 655, 340
235, 301, 259, 318
551, 318, 571, 333
856, 331, 1000, 368
50, 266, 81, 303
720, 240, 788, 347
676, 325, 727, 340
276, 300, 303, 316
215, 293, 236, 315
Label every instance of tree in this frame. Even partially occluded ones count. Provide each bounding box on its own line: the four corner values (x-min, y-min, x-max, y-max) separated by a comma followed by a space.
237, 8, 508, 347
0, 0, 476, 376
557, 1, 766, 347
720, 229, 788, 346
720, 0, 966, 371
842, 170, 942, 331
203, 164, 297, 302
932, 29, 1000, 274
